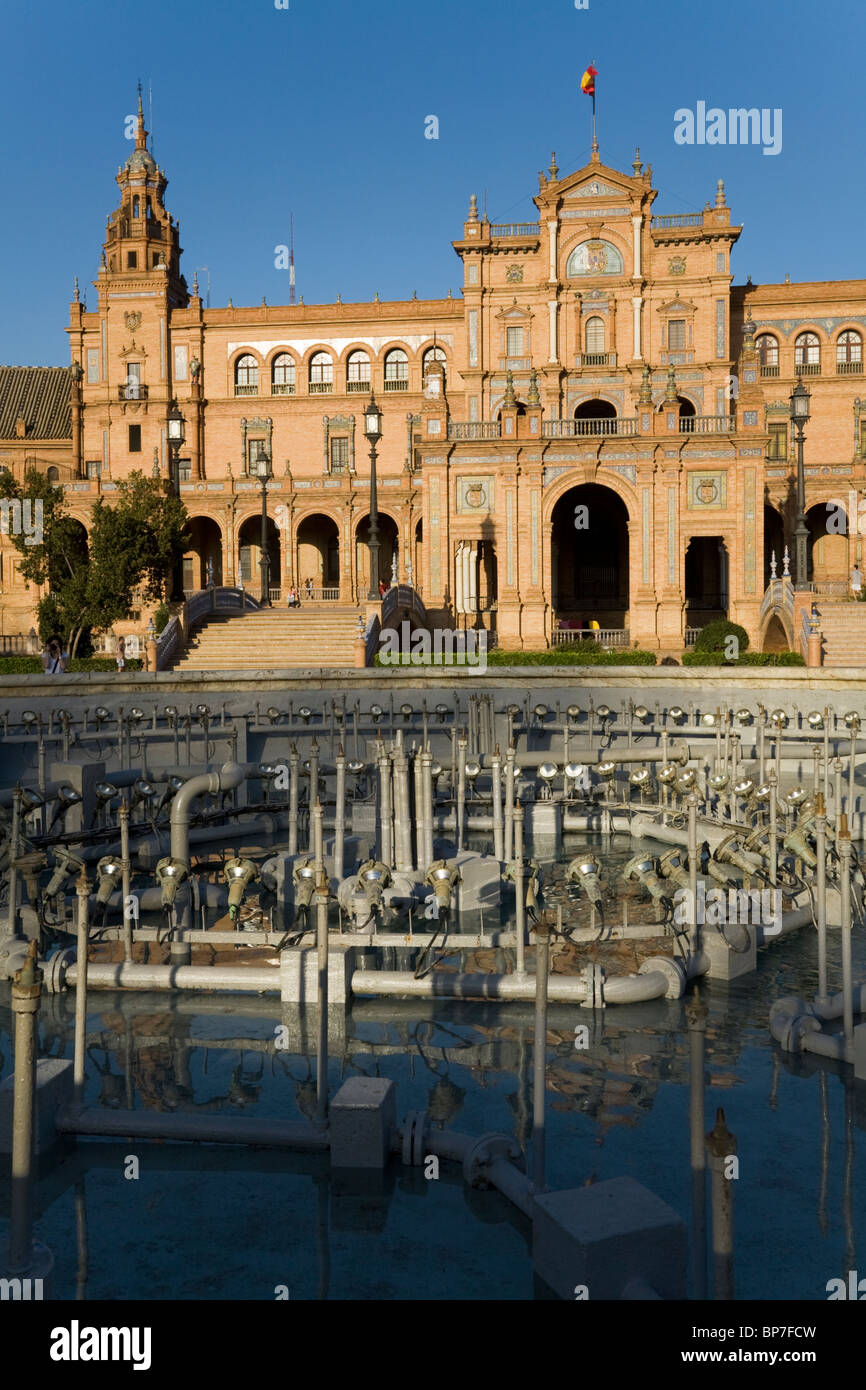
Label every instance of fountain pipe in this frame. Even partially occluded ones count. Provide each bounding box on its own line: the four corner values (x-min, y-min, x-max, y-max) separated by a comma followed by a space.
119, 800, 132, 962
491, 749, 504, 861
815, 797, 828, 1003
170, 762, 244, 865
73, 872, 90, 1109
7, 943, 42, 1274
288, 745, 299, 856
334, 749, 346, 883
839, 819, 855, 1050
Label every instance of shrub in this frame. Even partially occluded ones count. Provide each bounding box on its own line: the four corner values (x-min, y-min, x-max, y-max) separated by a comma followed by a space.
0, 656, 143, 674
682, 650, 805, 667
694, 619, 750, 654
487, 648, 656, 666
152, 602, 171, 635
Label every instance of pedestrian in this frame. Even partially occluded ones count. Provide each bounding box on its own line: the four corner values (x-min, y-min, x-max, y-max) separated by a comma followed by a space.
116, 636, 126, 672
287, 584, 299, 608
378, 579, 387, 598
851, 563, 862, 598
305, 577, 313, 600
41, 637, 67, 674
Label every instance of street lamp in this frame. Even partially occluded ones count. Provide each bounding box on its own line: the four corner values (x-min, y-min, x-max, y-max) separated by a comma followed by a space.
364, 393, 383, 600
167, 403, 186, 601
790, 372, 811, 588
167, 403, 186, 496
256, 446, 272, 605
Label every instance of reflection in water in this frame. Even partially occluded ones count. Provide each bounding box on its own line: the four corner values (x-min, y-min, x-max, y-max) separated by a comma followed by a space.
0, 840, 862, 1300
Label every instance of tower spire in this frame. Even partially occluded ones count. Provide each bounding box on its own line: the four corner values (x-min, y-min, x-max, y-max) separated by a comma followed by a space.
135, 82, 148, 151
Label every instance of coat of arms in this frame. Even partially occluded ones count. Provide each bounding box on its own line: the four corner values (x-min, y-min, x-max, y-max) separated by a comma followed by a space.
586, 241, 608, 274
124, 311, 142, 331
698, 477, 719, 504
466, 483, 485, 508
669, 256, 686, 276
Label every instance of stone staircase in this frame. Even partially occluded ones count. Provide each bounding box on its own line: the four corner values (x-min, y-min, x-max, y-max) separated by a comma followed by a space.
814, 599, 866, 666
169, 605, 364, 671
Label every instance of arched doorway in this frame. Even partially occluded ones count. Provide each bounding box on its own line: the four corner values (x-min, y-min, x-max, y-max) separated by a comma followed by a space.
550, 484, 629, 626
238, 514, 281, 601
356, 513, 398, 595
806, 501, 848, 587
183, 517, 223, 593
685, 537, 728, 622
574, 399, 617, 435
296, 514, 340, 597
764, 504, 785, 586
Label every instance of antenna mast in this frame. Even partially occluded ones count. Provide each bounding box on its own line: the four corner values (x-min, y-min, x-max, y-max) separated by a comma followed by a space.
289, 213, 296, 305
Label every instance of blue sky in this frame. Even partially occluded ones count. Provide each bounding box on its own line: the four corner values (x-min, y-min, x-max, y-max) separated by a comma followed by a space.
2, 0, 864, 364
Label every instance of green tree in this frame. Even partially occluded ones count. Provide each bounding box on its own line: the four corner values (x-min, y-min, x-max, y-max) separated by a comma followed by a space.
0, 467, 188, 655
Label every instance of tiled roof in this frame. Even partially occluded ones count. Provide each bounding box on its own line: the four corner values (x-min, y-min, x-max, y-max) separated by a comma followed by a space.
0, 366, 72, 440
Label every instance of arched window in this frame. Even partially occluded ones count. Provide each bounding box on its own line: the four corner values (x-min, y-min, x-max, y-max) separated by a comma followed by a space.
384, 348, 409, 391
234, 354, 259, 395
272, 353, 296, 395
584, 316, 605, 356
132, 195, 140, 218
755, 334, 779, 374
309, 351, 333, 393
795, 332, 821, 374
837, 330, 862, 373
46, 466, 60, 482
422, 345, 446, 371
346, 350, 371, 392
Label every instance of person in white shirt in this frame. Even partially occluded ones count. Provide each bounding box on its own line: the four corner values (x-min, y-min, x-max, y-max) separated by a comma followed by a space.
851, 564, 862, 598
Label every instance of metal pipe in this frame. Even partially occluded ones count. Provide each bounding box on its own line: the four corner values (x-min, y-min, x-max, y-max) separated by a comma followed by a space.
350, 966, 682, 1003
768, 768, 778, 887
378, 749, 392, 867
288, 744, 299, 856
6, 786, 21, 938
504, 747, 515, 862
67, 962, 281, 993
7, 943, 42, 1273
514, 803, 526, 977
393, 749, 413, 874
839, 818, 855, 1050
73, 871, 90, 1109
687, 792, 699, 953
815, 796, 828, 1004
170, 761, 244, 865
687, 993, 708, 1301
456, 733, 467, 852
532, 919, 550, 1192
413, 750, 424, 873
119, 799, 132, 962
307, 740, 320, 850
491, 749, 504, 862
334, 748, 346, 882
316, 877, 329, 1124
311, 800, 324, 876
56, 1107, 329, 1149
421, 748, 435, 868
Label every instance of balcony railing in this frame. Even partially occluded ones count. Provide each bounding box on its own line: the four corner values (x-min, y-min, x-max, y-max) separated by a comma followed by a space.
490, 223, 540, 237
796, 361, 820, 375
309, 381, 334, 394
384, 378, 408, 391
652, 213, 703, 228
118, 384, 149, 401
581, 352, 610, 367
346, 379, 370, 392
272, 382, 296, 395
234, 384, 259, 396
296, 586, 340, 601
543, 418, 637, 437
681, 415, 735, 433
760, 364, 779, 377
552, 626, 630, 647
448, 421, 502, 440
837, 360, 863, 375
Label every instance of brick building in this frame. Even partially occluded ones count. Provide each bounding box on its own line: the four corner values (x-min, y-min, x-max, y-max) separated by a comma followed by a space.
2, 101, 865, 654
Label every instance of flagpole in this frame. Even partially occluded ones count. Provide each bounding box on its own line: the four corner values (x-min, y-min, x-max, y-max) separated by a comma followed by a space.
592, 59, 598, 156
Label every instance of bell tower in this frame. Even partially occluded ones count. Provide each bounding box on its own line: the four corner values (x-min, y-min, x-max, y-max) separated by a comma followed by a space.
101, 89, 187, 306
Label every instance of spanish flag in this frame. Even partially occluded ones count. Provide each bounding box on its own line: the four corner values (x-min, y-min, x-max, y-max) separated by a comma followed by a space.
580, 65, 597, 96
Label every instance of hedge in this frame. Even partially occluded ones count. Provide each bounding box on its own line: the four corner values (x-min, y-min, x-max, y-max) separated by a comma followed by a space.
486, 648, 657, 666
0, 656, 143, 674
682, 651, 805, 667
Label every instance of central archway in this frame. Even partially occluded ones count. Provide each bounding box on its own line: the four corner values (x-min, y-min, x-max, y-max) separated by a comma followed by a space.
296, 514, 340, 596
550, 484, 629, 626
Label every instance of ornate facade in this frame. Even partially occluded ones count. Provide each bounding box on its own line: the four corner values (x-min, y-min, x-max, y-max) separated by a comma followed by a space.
3, 101, 866, 652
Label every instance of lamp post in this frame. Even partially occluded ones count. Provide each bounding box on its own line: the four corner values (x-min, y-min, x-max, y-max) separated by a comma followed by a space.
167, 404, 186, 601
256, 447, 273, 606
167, 403, 186, 497
790, 372, 811, 589
364, 394, 383, 600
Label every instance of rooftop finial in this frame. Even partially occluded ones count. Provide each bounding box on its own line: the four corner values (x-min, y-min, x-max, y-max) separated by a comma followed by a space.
73, 276, 80, 303
548, 150, 559, 180
503, 369, 516, 408
632, 146, 642, 176
468, 193, 478, 222
135, 82, 148, 151
638, 364, 653, 404
664, 365, 678, 402
715, 178, 726, 208
192, 270, 199, 296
